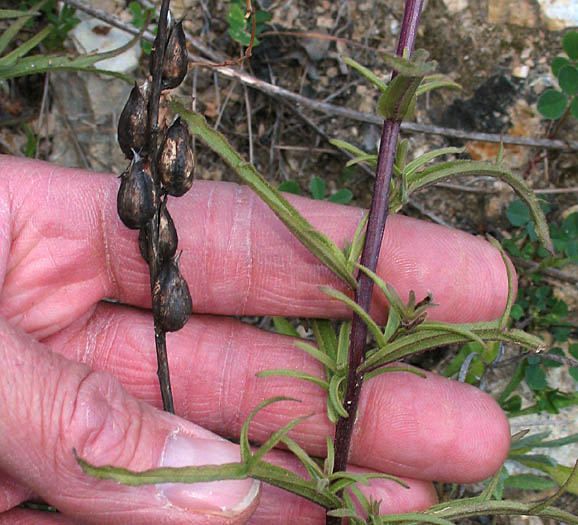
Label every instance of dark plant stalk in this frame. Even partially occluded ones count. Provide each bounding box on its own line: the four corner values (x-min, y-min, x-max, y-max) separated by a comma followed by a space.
328, 1, 425, 520
146, 0, 174, 414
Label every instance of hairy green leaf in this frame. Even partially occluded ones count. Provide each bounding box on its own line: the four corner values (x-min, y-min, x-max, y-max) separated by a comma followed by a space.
256, 369, 329, 390
319, 286, 387, 348
342, 55, 387, 91
404, 160, 553, 253
175, 107, 358, 288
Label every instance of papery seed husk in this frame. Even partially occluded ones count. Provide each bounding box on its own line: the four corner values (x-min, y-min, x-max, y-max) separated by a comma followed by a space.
162, 20, 188, 90
138, 198, 178, 263
153, 254, 192, 332
118, 82, 149, 158
117, 155, 158, 230
158, 116, 194, 197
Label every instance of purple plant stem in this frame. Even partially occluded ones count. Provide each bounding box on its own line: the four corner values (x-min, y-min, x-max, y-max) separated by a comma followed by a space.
328, 0, 424, 519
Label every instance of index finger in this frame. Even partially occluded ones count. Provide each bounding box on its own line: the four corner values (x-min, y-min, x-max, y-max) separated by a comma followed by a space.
0, 156, 511, 339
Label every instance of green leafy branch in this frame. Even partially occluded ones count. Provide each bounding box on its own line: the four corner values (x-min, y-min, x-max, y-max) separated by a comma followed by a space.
0, 0, 150, 82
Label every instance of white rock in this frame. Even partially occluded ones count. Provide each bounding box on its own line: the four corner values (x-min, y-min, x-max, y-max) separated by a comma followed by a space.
537, 0, 578, 29
71, 17, 141, 73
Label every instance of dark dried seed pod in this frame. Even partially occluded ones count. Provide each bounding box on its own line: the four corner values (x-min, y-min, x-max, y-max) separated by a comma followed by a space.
118, 82, 149, 158
138, 198, 178, 263
152, 253, 192, 332
117, 154, 158, 230
161, 20, 188, 90
158, 117, 194, 197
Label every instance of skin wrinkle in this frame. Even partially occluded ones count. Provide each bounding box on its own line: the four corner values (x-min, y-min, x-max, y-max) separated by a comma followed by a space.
99, 177, 120, 302
236, 185, 254, 315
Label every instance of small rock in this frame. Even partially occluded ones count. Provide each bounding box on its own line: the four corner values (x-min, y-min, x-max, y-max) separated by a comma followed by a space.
537, 0, 578, 30
71, 14, 141, 73
327, 66, 339, 78
301, 31, 331, 61
512, 64, 529, 78
316, 16, 334, 29
444, 0, 468, 14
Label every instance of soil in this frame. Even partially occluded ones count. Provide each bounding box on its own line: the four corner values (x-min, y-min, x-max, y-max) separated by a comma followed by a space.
1, 0, 577, 522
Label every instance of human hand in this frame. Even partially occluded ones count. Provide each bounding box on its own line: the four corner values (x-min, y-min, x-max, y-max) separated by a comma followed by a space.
0, 155, 511, 523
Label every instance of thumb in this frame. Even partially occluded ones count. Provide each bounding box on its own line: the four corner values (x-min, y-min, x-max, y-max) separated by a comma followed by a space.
0, 317, 259, 524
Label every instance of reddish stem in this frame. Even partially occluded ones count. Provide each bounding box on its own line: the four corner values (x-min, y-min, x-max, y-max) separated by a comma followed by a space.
328, 0, 425, 521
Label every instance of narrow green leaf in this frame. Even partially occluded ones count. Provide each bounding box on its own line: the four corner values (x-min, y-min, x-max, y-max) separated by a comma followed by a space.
341, 56, 387, 91
558, 65, 578, 95
478, 466, 507, 501
382, 306, 400, 342
175, 107, 358, 288
281, 436, 325, 480
360, 324, 545, 373
347, 483, 372, 515
249, 414, 311, 469
504, 473, 557, 491
345, 212, 368, 268
0, 0, 48, 56
325, 437, 335, 476
0, 15, 149, 83
415, 322, 488, 349
327, 508, 360, 519
416, 79, 461, 96
0, 25, 52, 67
329, 139, 367, 158
312, 319, 338, 363
510, 431, 551, 450
354, 263, 404, 318
251, 460, 341, 508
319, 286, 387, 348
328, 375, 348, 418
498, 360, 526, 405
538, 89, 568, 120
336, 321, 351, 368
344, 153, 378, 168
528, 460, 578, 513
365, 364, 426, 381
331, 471, 409, 489
563, 31, 578, 60
0, 9, 40, 19
256, 369, 329, 390
294, 341, 337, 372
76, 452, 249, 485
405, 160, 553, 253
272, 316, 300, 337
240, 397, 298, 463
487, 236, 516, 329
326, 393, 339, 424
403, 147, 464, 178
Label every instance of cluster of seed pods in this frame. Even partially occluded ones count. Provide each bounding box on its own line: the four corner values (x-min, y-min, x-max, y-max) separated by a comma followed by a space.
116, 17, 193, 335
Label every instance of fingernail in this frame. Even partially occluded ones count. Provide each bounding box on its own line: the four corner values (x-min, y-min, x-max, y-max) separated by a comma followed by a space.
158, 434, 259, 515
